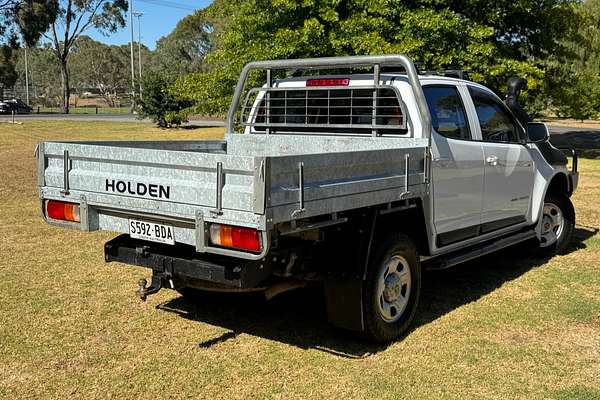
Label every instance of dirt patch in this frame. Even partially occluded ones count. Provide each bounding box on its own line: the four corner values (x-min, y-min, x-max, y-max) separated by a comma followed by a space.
543, 118, 600, 130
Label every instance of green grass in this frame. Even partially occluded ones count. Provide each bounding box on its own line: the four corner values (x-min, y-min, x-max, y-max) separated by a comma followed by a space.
0, 121, 599, 399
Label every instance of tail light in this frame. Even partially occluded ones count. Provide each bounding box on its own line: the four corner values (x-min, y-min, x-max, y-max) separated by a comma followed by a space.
209, 224, 261, 253
306, 78, 350, 87
45, 200, 80, 222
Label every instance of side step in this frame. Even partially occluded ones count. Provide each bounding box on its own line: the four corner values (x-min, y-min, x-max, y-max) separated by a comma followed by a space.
427, 230, 537, 270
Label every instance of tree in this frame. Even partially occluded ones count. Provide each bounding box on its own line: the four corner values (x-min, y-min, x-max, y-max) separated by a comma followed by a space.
1, 0, 58, 43
44, 0, 127, 113
148, 11, 213, 78
70, 36, 130, 106
29, 45, 62, 105
0, 43, 17, 98
11, 45, 60, 105
173, 0, 577, 116
136, 71, 191, 128
545, 0, 600, 120
1, 0, 58, 99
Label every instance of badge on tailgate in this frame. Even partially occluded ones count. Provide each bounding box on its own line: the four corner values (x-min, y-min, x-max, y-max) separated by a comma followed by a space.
107, 179, 171, 199
129, 219, 175, 245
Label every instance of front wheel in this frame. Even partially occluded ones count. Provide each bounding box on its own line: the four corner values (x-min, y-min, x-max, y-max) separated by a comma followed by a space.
537, 193, 575, 255
363, 234, 421, 343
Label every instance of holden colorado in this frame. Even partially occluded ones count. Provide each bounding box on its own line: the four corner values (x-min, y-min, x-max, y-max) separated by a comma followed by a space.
38, 55, 578, 342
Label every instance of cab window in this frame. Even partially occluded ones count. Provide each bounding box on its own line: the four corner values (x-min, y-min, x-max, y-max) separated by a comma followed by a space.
469, 86, 521, 143
423, 85, 471, 140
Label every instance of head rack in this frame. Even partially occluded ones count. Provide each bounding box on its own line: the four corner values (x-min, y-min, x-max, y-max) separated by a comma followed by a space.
226, 54, 433, 142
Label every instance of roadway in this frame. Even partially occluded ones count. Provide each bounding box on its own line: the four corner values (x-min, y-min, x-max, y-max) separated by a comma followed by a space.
1, 112, 225, 127
3, 113, 599, 135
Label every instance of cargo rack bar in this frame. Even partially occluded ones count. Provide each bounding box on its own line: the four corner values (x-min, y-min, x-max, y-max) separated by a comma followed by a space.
226, 54, 433, 143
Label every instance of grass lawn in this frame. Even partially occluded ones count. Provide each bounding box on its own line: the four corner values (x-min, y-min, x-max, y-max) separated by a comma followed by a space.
0, 121, 599, 399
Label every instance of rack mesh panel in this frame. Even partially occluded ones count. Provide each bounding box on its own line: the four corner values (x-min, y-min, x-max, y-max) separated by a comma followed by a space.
240, 85, 407, 135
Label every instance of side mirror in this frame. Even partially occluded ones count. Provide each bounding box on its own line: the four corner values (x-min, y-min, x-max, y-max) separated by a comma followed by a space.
526, 122, 549, 143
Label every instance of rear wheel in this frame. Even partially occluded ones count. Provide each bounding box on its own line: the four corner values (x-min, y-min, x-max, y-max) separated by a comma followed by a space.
363, 234, 421, 343
537, 193, 575, 255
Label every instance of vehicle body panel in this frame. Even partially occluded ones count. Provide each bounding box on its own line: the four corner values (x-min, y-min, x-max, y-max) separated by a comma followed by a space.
430, 130, 485, 236
480, 143, 535, 225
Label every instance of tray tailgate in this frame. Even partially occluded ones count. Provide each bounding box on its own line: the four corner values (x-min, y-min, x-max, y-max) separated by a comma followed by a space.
40, 141, 264, 214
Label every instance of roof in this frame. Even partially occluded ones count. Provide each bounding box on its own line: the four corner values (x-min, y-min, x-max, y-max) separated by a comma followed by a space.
271, 73, 500, 107
275, 73, 475, 86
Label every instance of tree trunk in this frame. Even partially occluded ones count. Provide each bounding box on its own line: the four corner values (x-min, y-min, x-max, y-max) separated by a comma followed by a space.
100, 87, 116, 108
60, 58, 70, 114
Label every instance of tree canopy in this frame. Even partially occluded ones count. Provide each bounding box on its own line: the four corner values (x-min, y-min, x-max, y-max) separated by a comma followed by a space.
44, 0, 128, 112
4, 0, 599, 122
543, 0, 600, 120
173, 0, 579, 115
69, 36, 138, 106
1, 0, 58, 46
147, 12, 213, 78
1, 0, 59, 97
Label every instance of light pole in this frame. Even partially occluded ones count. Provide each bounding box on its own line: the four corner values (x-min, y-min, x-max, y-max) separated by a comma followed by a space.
133, 12, 143, 96
24, 45, 29, 105
129, 0, 135, 110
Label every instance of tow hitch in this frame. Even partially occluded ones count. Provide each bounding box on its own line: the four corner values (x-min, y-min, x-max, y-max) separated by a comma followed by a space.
105, 235, 274, 291
137, 273, 174, 301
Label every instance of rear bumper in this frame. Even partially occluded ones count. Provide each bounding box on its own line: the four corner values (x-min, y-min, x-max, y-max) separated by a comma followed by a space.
104, 234, 272, 288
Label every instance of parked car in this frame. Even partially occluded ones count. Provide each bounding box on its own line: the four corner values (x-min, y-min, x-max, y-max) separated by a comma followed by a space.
0, 99, 33, 114
37, 55, 578, 342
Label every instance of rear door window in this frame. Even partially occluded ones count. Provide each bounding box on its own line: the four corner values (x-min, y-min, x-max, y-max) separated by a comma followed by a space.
423, 85, 471, 140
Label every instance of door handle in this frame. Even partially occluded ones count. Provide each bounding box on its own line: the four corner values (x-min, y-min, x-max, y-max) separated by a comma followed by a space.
486, 155, 499, 166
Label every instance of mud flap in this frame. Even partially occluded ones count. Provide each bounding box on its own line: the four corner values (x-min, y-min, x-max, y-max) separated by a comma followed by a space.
324, 277, 364, 331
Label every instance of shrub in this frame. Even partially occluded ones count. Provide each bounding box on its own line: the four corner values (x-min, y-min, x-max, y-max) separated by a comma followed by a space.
136, 72, 192, 128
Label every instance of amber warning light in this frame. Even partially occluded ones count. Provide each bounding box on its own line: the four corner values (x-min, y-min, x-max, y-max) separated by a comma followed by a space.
209, 224, 261, 253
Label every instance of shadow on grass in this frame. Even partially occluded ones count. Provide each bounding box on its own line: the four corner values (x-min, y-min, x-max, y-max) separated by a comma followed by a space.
156, 226, 598, 358
173, 124, 224, 130
550, 130, 600, 159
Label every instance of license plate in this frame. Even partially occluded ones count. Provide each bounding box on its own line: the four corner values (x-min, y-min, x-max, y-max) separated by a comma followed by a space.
128, 219, 175, 245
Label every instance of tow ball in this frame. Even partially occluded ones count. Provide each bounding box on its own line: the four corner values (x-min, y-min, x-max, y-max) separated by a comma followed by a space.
137, 273, 175, 301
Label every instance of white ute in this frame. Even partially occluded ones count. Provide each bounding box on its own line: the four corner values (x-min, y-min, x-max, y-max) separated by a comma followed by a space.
38, 55, 578, 342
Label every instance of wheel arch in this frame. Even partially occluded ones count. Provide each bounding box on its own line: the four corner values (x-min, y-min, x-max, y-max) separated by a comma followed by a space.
546, 172, 571, 197
532, 171, 574, 237
372, 199, 431, 257
323, 201, 428, 333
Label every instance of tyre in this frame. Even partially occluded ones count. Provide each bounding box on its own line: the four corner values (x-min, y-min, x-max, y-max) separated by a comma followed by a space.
537, 193, 575, 256
363, 234, 421, 343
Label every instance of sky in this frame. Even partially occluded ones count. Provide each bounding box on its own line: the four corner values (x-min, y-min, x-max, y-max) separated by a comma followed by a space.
87, 0, 213, 50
